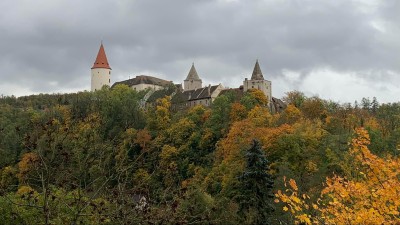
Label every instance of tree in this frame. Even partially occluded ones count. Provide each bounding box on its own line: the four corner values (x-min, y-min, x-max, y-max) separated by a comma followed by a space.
147, 96, 171, 134
206, 95, 233, 139
361, 97, 371, 110
237, 139, 274, 225
95, 84, 146, 137
283, 91, 306, 108
371, 97, 379, 114
280, 104, 302, 124
301, 96, 326, 120
230, 103, 247, 122
276, 128, 400, 225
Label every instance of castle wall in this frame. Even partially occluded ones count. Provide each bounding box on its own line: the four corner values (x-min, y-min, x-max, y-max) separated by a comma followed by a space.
184, 79, 202, 91
243, 79, 272, 102
210, 84, 224, 101
91, 68, 111, 91
184, 84, 224, 108
130, 83, 165, 92
187, 98, 211, 107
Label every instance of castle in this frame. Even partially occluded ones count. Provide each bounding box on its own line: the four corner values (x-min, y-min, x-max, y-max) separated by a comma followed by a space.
91, 43, 285, 112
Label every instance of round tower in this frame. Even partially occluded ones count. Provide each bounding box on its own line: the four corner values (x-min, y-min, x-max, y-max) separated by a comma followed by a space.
91, 43, 111, 91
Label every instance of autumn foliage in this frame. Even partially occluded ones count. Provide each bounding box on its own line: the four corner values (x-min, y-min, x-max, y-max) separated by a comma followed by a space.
276, 127, 400, 225
1, 88, 400, 224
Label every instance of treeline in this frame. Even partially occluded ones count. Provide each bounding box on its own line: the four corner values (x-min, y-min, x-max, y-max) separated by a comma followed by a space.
0, 86, 399, 224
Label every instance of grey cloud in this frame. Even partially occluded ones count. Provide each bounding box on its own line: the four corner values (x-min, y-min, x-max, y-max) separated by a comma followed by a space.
0, 0, 399, 102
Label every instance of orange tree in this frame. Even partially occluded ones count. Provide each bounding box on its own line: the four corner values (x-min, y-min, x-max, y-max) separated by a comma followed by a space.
275, 127, 400, 224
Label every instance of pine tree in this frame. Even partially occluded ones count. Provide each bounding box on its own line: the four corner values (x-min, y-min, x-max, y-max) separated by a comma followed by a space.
371, 97, 379, 114
238, 139, 274, 225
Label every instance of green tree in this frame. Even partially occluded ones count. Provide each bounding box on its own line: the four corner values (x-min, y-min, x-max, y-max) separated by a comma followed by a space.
283, 91, 306, 108
237, 139, 274, 225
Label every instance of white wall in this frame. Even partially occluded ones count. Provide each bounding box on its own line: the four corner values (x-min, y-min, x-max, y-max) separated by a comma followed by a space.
91, 68, 111, 91
130, 83, 164, 92
210, 84, 225, 102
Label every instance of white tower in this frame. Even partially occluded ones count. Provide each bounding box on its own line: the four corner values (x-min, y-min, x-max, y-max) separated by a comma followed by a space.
91, 43, 111, 91
184, 63, 202, 91
243, 60, 272, 102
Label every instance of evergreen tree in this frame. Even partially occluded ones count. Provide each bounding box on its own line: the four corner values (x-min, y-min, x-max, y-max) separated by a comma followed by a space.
237, 139, 274, 225
371, 97, 379, 114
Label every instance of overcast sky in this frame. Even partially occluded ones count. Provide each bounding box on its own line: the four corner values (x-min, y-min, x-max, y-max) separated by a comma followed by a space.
1, 0, 399, 103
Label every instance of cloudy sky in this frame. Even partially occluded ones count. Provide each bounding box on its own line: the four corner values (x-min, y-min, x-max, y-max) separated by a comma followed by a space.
1, 0, 399, 103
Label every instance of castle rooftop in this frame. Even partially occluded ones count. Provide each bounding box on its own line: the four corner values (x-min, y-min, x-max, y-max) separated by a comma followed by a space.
92, 43, 111, 69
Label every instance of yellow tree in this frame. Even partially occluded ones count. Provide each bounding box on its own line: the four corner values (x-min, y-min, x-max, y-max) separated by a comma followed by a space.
135, 129, 152, 152
248, 89, 269, 105
319, 127, 400, 224
147, 96, 171, 133
275, 127, 400, 225
230, 102, 247, 122
280, 104, 302, 124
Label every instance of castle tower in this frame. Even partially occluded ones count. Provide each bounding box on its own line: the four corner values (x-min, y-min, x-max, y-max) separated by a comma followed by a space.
184, 63, 202, 91
243, 60, 272, 102
91, 43, 111, 91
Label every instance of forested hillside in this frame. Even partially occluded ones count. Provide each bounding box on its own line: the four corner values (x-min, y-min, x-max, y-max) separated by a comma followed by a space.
1, 85, 399, 224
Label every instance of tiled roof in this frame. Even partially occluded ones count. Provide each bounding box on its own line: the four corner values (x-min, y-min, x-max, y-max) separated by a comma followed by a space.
171, 85, 219, 103
219, 88, 245, 101
91, 43, 111, 69
112, 75, 173, 88
147, 86, 177, 103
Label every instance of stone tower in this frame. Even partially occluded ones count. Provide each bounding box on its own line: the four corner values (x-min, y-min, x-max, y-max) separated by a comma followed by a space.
243, 60, 272, 102
91, 43, 111, 91
184, 63, 202, 91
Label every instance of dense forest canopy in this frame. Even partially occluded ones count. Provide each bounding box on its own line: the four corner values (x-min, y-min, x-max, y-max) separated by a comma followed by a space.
1, 85, 400, 224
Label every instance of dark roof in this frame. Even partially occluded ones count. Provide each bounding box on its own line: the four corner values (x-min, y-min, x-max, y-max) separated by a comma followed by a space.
219, 88, 245, 101
112, 75, 173, 88
171, 85, 219, 103
147, 86, 177, 102
251, 60, 264, 80
185, 63, 201, 80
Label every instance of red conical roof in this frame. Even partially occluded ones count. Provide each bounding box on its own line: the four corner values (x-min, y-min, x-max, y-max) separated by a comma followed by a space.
91, 43, 111, 69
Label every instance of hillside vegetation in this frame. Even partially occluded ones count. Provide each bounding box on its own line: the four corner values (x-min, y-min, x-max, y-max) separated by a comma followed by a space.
1, 85, 399, 224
